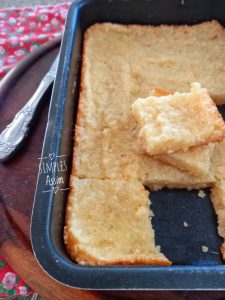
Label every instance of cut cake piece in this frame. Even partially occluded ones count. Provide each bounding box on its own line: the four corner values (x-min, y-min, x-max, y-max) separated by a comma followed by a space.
64, 176, 171, 266
77, 23, 130, 130
157, 144, 215, 176
210, 139, 225, 260
83, 23, 129, 65
102, 116, 142, 180
72, 126, 104, 179
150, 88, 215, 176
132, 82, 225, 155
140, 154, 215, 191
129, 21, 225, 105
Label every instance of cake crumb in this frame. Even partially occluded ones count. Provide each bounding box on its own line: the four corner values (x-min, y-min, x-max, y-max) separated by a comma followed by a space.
183, 221, 188, 227
202, 245, 209, 253
210, 251, 219, 255
198, 190, 206, 198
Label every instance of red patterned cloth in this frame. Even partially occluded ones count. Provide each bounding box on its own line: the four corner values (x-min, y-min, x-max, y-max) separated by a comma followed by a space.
0, 259, 33, 296
0, 2, 70, 297
0, 3, 69, 79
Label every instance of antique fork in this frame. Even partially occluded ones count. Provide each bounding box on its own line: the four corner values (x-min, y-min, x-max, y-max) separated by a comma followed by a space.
0, 55, 59, 162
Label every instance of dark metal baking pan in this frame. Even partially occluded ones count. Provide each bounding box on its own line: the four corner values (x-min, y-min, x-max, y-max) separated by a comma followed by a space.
31, 0, 225, 290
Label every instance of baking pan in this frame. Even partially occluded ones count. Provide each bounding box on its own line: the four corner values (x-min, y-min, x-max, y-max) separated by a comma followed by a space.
31, 0, 225, 290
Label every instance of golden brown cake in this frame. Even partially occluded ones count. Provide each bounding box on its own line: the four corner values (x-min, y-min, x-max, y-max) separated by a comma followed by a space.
64, 176, 171, 266
72, 114, 215, 188
132, 83, 225, 155
78, 21, 225, 131
156, 144, 214, 177
129, 21, 225, 105
147, 87, 216, 176
65, 21, 225, 266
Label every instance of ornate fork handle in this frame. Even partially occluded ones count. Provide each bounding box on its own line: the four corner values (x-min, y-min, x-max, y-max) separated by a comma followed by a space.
0, 74, 53, 161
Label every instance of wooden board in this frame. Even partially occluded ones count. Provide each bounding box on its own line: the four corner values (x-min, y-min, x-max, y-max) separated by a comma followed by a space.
0, 37, 225, 300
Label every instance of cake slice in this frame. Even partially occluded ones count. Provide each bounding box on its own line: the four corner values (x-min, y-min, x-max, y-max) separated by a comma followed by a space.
72, 126, 104, 178
210, 139, 225, 260
64, 176, 171, 266
140, 155, 215, 191
77, 23, 130, 130
149, 88, 215, 176
157, 144, 214, 176
101, 115, 142, 180
84, 23, 129, 65
132, 82, 225, 155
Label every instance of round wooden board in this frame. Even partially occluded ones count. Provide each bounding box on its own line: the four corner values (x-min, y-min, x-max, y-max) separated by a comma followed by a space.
0, 38, 224, 300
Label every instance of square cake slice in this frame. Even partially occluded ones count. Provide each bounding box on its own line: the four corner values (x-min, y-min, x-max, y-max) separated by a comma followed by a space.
140, 154, 215, 191
149, 88, 215, 176
132, 82, 225, 155
72, 126, 104, 178
77, 23, 130, 130
157, 144, 214, 176
64, 176, 171, 266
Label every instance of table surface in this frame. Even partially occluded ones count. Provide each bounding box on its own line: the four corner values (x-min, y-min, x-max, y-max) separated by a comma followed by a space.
1, 38, 225, 300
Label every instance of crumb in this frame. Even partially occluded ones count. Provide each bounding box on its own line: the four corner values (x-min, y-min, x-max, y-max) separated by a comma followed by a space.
198, 190, 206, 198
209, 251, 219, 255
56, 259, 59, 264
202, 245, 209, 253
181, 0, 185, 5
183, 221, 188, 227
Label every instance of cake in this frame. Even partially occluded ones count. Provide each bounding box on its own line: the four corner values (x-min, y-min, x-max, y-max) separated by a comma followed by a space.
65, 21, 225, 265
131, 83, 225, 155
64, 176, 171, 266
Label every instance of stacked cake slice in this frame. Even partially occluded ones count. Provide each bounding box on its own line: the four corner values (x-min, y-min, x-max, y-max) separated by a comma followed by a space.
132, 83, 225, 177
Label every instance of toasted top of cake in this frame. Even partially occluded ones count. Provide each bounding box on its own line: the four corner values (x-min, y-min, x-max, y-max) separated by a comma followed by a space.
149, 87, 215, 176
77, 23, 130, 130
64, 176, 171, 266
129, 20, 225, 105
132, 82, 225, 155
